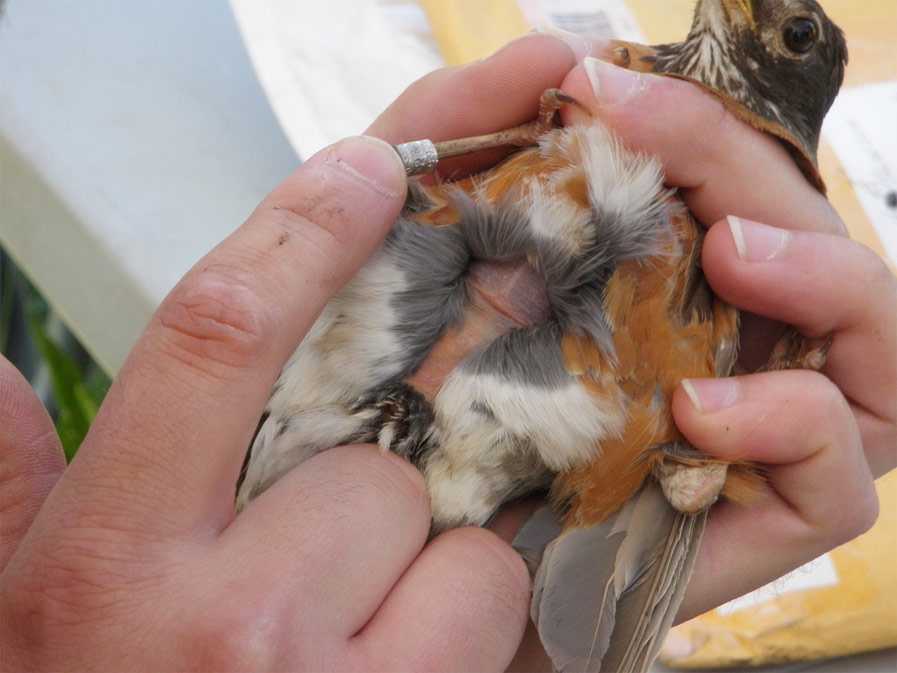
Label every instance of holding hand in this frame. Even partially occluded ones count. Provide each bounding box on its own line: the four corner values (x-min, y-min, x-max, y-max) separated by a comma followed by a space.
555, 56, 894, 618
0, 128, 536, 672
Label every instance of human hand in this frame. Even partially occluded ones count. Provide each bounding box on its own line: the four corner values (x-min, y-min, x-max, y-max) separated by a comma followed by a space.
557, 55, 896, 620
0, 134, 539, 670
370, 35, 895, 669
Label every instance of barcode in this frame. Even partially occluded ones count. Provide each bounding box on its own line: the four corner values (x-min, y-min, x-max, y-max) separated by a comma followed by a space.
548, 10, 615, 37
516, 0, 645, 42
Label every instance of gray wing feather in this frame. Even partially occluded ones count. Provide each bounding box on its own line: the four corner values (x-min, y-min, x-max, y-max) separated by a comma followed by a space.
513, 504, 564, 575
527, 483, 706, 673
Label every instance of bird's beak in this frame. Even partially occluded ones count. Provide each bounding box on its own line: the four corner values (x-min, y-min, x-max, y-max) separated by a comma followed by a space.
721, 0, 758, 34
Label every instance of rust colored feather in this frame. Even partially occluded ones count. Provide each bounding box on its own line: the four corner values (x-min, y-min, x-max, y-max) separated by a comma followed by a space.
554, 199, 749, 529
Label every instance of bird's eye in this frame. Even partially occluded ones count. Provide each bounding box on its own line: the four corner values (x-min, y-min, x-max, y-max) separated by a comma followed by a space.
783, 17, 818, 54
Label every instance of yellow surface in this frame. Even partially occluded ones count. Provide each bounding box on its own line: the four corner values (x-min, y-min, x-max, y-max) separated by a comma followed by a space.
416, 0, 896, 268
661, 471, 897, 668
417, 0, 530, 67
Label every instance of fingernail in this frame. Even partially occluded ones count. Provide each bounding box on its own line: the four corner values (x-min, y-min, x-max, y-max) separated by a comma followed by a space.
682, 378, 742, 413
583, 56, 647, 106
532, 26, 603, 61
323, 136, 406, 199
728, 215, 791, 262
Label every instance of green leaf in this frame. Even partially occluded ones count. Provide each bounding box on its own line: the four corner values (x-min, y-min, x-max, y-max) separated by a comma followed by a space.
24, 306, 97, 462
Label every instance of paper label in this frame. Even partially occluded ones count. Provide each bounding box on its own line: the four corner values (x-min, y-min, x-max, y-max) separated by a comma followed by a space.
517, 0, 645, 41
823, 80, 897, 265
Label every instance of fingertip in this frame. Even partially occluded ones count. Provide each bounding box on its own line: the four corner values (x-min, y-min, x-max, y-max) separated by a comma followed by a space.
481, 30, 579, 72
438, 525, 532, 599
365, 445, 432, 514
679, 378, 743, 415
528, 27, 613, 63
671, 381, 721, 455
271, 135, 408, 224
433, 526, 532, 656
323, 135, 408, 200
703, 216, 743, 266
224, 445, 433, 634
672, 375, 755, 463
0, 357, 63, 462
367, 32, 578, 148
355, 524, 530, 671
558, 59, 710, 144
702, 219, 891, 342
581, 56, 649, 108
298, 444, 431, 523
557, 61, 602, 123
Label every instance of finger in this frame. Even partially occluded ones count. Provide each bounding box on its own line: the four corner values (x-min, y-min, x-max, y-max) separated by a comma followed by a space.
0, 355, 65, 570
55, 137, 408, 537
367, 32, 588, 177
219, 446, 431, 640
352, 527, 530, 672
672, 370, 879, 619
703, 217, 897, 476
557, 58, 846, 236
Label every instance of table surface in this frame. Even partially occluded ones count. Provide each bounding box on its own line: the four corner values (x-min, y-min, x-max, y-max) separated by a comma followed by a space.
1, 0, 299, 373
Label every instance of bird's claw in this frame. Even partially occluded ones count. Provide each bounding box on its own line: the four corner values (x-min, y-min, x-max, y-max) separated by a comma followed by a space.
761, 326, 832, 372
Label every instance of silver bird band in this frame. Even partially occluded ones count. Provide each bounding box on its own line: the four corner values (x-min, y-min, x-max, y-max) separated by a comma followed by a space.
393, 139, 439, 176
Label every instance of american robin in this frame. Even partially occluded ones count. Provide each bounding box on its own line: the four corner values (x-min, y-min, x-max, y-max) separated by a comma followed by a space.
236, 0, 847, 670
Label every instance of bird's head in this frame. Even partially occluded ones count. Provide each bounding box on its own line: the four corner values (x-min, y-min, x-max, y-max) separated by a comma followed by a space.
651, 0, 847, 164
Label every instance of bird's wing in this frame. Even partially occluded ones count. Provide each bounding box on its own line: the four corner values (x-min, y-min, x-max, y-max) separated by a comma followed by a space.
526, 483, 705, 673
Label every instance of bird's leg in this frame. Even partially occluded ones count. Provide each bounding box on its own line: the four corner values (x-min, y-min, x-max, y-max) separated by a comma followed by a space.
394, 89, 585, 176
435, 88, 581, 158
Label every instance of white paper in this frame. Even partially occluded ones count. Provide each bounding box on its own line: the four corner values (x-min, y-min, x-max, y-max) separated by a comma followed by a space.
228, 0, 442, 161
823, 80, 897, 265
716, 553, 840, 615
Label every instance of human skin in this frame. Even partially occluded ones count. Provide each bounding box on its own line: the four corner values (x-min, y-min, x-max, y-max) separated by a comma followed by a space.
2, 32, 895, 671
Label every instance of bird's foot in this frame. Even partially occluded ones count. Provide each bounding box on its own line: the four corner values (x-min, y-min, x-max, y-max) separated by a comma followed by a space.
349, 380, 438, 465
532, 88, 584, 137
760, 326, 832, 372
653, 442, 727, 515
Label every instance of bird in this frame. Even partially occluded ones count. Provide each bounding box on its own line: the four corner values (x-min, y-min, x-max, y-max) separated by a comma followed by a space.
236, 0, 847, 670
